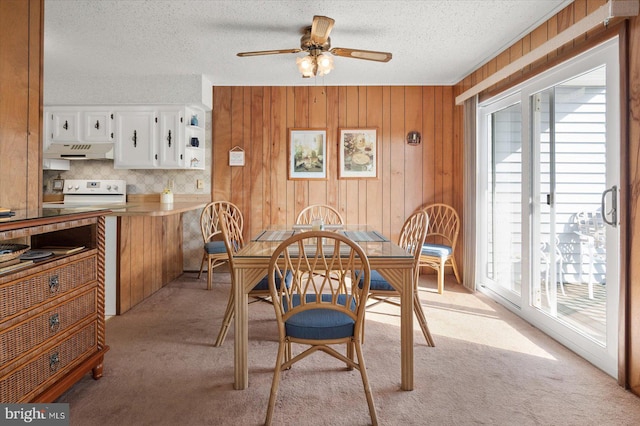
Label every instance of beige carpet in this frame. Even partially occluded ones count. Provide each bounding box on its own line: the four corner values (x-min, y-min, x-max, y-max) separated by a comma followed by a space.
57, 272, 640, 425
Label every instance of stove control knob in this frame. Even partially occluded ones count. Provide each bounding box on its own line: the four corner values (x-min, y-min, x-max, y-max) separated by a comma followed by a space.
74, 185, 80, 191
106, 185, 112, 191
113, 185, 119, 191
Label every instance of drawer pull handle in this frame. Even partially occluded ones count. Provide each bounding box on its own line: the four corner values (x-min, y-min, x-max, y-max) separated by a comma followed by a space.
49, 275, 60, 293
49, 313, 60, 333
49, 352, 60, 372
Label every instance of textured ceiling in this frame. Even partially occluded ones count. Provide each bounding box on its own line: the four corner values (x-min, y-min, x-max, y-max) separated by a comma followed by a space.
44, 0, 573, 87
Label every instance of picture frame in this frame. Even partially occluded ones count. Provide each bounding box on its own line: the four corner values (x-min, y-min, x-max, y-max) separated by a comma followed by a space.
338, 128, 378, 179
288, 128, 328, 180
52, 178, 65, 191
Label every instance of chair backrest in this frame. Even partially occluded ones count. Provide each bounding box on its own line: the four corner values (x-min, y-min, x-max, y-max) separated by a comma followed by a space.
218, 209, 245, 272
296, 204, 345, 225
422, 203, 460, 250
200, 201, 243, 244
576, 210, 605, 248
399, 210, 429, 278
268, 231, 371, 335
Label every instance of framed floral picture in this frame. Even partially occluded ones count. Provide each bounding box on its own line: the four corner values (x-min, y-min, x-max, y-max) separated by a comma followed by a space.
288, 128, 328, 180
338, 128, 378, 179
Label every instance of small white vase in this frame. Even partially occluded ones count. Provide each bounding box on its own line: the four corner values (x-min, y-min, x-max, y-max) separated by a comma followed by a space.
161, 193, 173, 204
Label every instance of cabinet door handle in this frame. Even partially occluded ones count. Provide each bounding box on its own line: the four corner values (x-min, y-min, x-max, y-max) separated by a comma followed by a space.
49, 352, 60, 372
49, 275, 60, 293
132, 130, 137, 148
95, 120, 100, 130
49, 313, 60, 333
63, 120, 68, 130
167, 130, 172, 147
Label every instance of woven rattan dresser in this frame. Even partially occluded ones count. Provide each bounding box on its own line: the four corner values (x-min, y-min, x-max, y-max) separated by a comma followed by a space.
0, 209, 109, 402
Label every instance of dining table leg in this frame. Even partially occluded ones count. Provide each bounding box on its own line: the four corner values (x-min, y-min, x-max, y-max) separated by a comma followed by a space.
400, 267, 414, 391
233, 268, 249, 390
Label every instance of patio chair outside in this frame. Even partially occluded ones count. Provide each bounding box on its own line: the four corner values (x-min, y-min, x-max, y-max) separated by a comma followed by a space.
540, 236, 566, 305
575, 210, 606, 299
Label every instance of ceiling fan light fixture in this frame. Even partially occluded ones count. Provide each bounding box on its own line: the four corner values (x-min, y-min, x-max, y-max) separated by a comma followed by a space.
316, 53, 334, 76
296, 56, 316, 77
296, 53, 334, 78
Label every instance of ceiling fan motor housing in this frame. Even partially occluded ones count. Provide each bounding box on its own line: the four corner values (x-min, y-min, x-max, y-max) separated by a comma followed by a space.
301, 28, 331, 54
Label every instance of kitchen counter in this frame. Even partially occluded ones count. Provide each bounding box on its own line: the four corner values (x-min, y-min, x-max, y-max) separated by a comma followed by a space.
106, 197, 209, 315
106, 201, 207, 216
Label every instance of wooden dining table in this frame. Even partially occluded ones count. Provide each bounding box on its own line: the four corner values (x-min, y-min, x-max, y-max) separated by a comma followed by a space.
231, 225, 416, 391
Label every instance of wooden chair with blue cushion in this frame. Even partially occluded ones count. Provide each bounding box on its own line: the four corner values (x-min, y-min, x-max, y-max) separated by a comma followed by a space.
214, 210, 291, 347
198, 201, 243, 290
365, 210, 434, 346
264, 230, 378, 426
419, 203, 461, 294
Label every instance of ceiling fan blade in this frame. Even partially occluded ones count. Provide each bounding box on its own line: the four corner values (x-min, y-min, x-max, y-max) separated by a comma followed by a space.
237, 48, 301, 57
330, 48, 392, 62
310, 15, 335, 45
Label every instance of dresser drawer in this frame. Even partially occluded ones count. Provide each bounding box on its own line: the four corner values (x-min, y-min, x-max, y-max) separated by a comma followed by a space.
0, 288, 97, 366
0, 321, 97, 403
0, 255, 97, 322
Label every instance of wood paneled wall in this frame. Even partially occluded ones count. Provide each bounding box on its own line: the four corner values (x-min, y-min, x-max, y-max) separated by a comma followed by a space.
211, 86, 462, 250
456, 0, 611, 100
453, 0, 640, 394
0, 0, 43, 214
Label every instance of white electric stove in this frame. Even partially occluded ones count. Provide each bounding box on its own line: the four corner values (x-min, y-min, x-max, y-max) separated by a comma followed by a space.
43, 179, 127, 208
43, 179, 127, 317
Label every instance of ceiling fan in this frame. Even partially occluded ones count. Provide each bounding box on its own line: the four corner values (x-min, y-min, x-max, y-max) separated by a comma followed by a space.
236, 15, 392, 78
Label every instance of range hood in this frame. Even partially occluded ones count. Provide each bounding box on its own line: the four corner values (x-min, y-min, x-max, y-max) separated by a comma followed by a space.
44, 143, 114, 160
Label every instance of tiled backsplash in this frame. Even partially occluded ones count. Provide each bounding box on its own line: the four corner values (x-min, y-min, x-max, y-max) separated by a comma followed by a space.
43, 111, 212, 272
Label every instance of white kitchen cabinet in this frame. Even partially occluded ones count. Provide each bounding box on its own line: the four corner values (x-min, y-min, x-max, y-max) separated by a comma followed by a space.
45, 105, 205, 170
84, 110, 114, 142
114, 105, 205, 170
45, 107, 114, 144
114, 109, 156, 168
158, 109, 185, 168
47, 109, 81, 143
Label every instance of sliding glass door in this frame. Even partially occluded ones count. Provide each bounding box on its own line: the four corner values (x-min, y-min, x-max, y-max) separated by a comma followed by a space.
478, 95, 523, 307
477, 39, 620, 376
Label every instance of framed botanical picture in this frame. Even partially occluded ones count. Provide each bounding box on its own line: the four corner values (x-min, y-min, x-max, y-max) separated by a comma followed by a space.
338, 128, 378, 179
288, 128, 328, 180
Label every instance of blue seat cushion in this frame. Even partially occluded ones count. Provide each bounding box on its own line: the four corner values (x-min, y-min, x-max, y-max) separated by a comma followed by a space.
367, 270, 395, 291
285, 294, 355, 340
254, 270, 292, 291
204, 241, 226, 255
421, 243, 452, 258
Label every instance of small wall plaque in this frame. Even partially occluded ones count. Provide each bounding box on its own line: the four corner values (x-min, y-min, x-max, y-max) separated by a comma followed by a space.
229, 146, 245, 167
